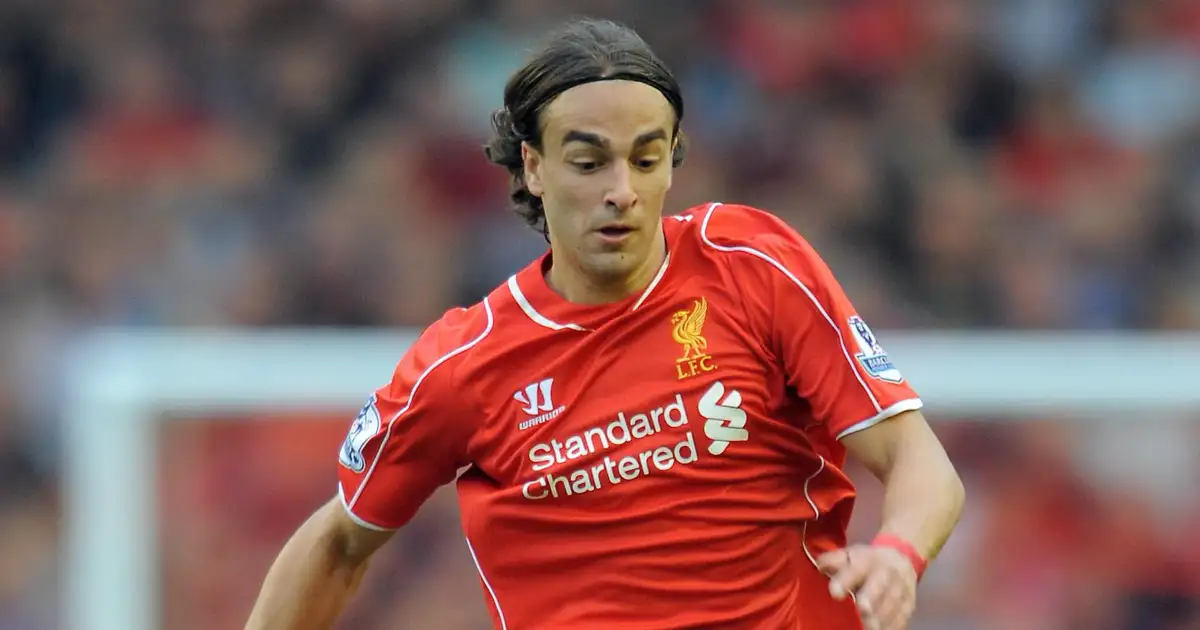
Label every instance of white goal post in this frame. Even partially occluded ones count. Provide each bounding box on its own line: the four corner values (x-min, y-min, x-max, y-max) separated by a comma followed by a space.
62, 329, 1199, 630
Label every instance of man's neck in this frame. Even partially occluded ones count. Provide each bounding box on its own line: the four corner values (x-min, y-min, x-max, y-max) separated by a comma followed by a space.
545, 233, 667, 305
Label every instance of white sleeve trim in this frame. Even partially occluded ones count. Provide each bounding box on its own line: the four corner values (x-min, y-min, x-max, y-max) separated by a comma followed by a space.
338, 484, 397, 532
835, 398, 924, 440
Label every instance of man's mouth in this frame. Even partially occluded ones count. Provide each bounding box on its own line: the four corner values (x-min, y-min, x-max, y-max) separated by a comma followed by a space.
597, 225, 634, 237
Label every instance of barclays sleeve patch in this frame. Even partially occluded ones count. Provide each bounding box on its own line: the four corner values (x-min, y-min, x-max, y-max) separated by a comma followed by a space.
339, 394, 383, 473
848, 316, 904, 383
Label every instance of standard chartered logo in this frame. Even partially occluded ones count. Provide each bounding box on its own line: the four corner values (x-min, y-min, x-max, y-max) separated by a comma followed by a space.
521, 382, 748, 501
699, 381, 748, 455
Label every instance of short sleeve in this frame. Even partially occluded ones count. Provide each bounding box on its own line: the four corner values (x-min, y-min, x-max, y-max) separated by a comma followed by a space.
705, 204, 923, 440
337, 308, 485, 530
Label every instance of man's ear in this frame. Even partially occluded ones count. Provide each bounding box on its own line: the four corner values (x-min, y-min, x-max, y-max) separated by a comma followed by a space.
522, 143, 544, 197
670, 131, 687, 167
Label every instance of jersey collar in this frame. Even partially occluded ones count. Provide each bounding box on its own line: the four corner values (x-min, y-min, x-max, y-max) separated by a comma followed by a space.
507, 223, 677, 332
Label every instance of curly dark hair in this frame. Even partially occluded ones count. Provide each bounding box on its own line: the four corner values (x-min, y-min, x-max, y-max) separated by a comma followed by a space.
483, 18, 687, 240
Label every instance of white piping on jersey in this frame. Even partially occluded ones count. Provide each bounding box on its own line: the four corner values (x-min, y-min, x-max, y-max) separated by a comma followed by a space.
800, 457, 860, 606
836, 398, 924, 440
507, 276, 590, 331
337, 485, 393, 531
506, 253, 672, 329
698, 202, 883, 415
343, 298, 496, 521
799, 456, 827, 569
467, 536, 508, 630
631, 253, 670, 311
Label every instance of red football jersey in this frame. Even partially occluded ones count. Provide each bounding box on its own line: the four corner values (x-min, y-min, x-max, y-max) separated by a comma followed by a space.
337, 203, 923, 629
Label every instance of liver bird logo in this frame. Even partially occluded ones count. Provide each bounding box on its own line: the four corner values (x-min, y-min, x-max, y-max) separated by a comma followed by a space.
671, 297, 710, 361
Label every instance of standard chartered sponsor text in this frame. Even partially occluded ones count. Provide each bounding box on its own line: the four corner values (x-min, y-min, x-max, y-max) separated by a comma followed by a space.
522, 393, 699, 500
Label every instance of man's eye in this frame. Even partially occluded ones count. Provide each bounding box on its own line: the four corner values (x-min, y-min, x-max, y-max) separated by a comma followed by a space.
636, 159, 659, 170
573, 161, 600, 172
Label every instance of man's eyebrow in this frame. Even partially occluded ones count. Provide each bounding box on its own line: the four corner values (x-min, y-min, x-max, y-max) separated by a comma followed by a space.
633, 129, 668, 147
561, 129, 668, 149
562, 130, 608, 149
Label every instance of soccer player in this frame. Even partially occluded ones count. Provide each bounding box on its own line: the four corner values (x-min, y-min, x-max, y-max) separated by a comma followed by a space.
247, 18, 965, 630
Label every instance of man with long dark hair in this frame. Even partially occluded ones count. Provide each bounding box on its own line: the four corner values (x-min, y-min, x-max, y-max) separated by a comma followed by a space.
248, 18, 964, 630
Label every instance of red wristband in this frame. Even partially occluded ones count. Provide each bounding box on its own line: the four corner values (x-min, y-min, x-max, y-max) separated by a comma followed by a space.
872, 534, 928, 580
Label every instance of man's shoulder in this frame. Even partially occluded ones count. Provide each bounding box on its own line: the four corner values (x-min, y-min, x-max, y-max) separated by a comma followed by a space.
424, 252, 540, 341
432, 264, 556, 355
403, 301, 496, 374
669, 201, 812, 262
428, 301, 493, 337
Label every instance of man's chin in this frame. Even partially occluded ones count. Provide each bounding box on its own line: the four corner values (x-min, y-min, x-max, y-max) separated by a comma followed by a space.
581, 249, 642, 279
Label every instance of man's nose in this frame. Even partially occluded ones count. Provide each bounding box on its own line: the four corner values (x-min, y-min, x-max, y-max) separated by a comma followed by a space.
604, 163, 637, 211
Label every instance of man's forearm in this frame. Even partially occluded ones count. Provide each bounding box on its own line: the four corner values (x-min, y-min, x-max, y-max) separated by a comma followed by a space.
246, 503, 372, 630
875, 434, 965, 562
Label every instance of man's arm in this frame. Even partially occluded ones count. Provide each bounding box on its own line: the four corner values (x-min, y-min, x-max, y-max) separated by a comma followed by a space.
701, 204, 962, 628
246, 498, 393, 630
245, 305, 486, 628
816, 411, 964, 629
841, 409, 965, 563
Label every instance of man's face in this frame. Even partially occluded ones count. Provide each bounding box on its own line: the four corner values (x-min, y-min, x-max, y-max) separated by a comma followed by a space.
523, 80, 677, 281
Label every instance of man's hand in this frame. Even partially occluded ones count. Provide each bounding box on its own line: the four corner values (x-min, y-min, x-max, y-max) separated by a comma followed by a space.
816, 545, 917, 630
833, 410, 964, 628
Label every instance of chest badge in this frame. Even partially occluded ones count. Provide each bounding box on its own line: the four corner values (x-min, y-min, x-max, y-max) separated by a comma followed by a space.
672, 297, 718, 380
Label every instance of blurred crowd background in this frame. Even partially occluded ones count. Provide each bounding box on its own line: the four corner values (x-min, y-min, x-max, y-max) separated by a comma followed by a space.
1, 0, 1199, 628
